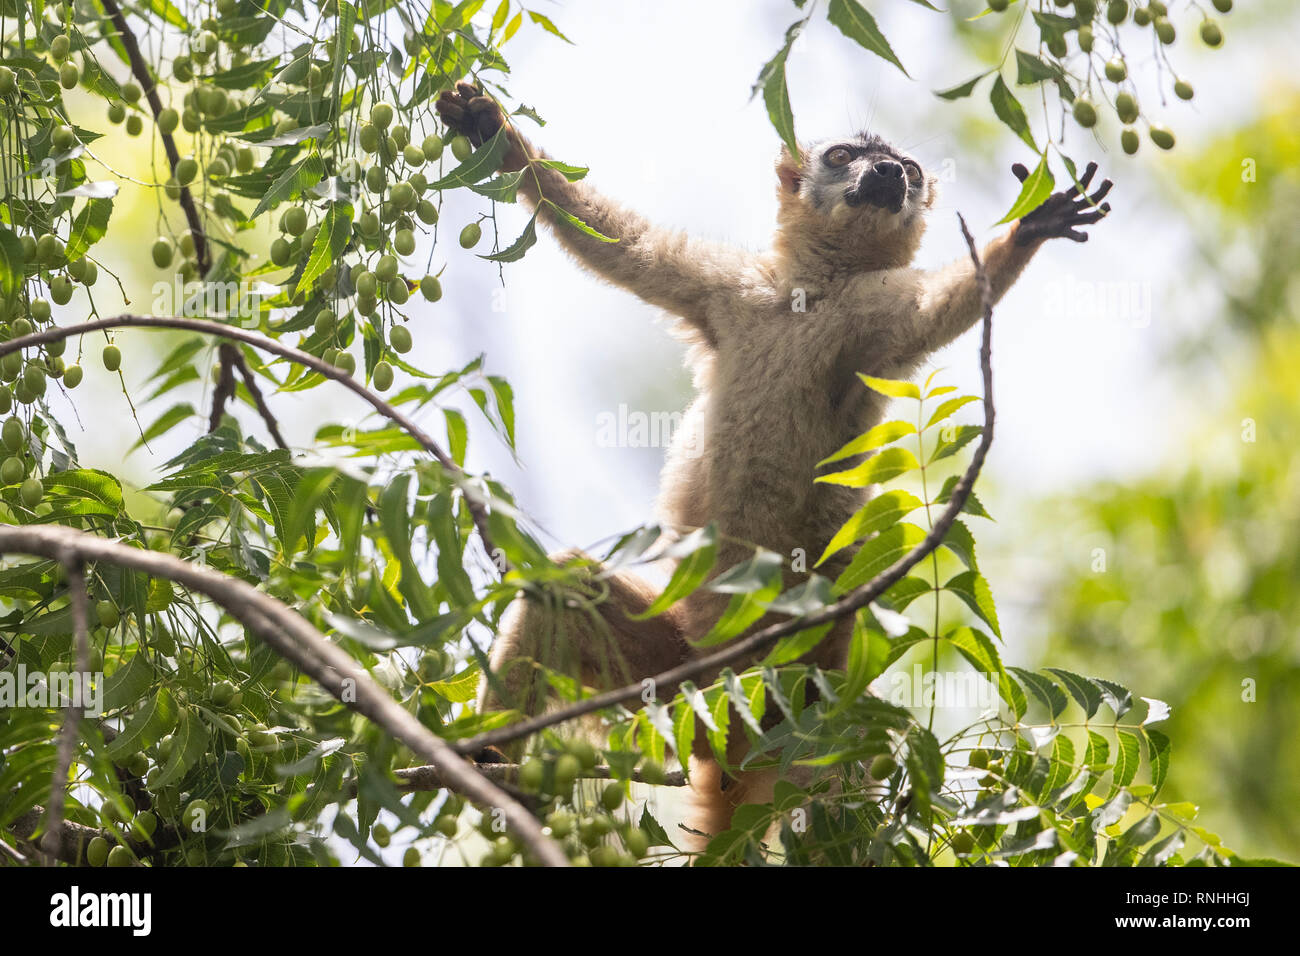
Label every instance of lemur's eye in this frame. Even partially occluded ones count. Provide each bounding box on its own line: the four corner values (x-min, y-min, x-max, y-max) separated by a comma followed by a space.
903, 160, 923, 183
825, 147, 854, 167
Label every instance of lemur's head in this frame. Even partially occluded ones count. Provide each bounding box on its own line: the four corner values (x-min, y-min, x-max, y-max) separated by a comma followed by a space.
774, 132, 937, 279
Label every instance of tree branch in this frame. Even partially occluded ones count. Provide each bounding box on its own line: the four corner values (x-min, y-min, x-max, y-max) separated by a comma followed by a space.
449, 213, 998, 758
0, 314, 503, 568
0, 527, 564, 865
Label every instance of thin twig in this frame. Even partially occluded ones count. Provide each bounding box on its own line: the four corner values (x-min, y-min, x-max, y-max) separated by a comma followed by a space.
450, 213, 998, 757
0, 525, 566, 866
40, 554, 90, 865
230, 346, 288, 449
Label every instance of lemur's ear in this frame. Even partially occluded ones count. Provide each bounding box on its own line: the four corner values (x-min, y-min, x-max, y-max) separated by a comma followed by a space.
776, 145, 803, 194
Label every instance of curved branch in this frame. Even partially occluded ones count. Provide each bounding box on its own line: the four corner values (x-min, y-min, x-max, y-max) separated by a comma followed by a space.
450, 213, 999, 757
0, 524, 566, 866
0, 314, 503, 568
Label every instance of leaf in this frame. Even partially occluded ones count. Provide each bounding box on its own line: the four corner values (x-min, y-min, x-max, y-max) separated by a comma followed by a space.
1112, 730, 1141, 790
151, 709, 210, 789
259, 122, 331, 147
817, 446, 920, 488
102, 653, 155, 712
0, 227, 25, 320
672, 703, 695, 782
1044, 667, 1102, 719
1145, 728, 1171, 795
296, 202, 353, 296
835, 522, 927, 592
944, 570, 1001, 637
249, 155, 324, 221
526, 10, 572, 42
544, 200, 618, 242
817, 489, 922, 566
428, 128, 510, 189
935, 72, 988, 100
131, 403, 196, 450
926, 394, 979, 429
105, 689, 178, 760
941, 519, 979, 571
930, 424, 982, 462
1084, 730, 1110, 771
752, 18, 806, 156
997, 153, 1054, 225
1093, 677, 1134, 718
443, 408, 467, 466
469, 170, 526, 202
64, 197, 113, 261
486, 375, 516, 449
632, 525, 717, 619
827, 0, 909, 76
858, 374, 920, 400
1009, 667, 1068, 719
57, 181, 119, 199
1139, 830, 1185, 867
480, 212, 537, 262
818, 420, 915, 466
990, 75, 1037, 152
43, 469, 124, 512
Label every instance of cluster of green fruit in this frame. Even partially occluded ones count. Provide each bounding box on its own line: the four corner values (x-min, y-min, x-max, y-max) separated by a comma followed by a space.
988, 0, 1233, 155
0, 238, 89, 403
1, 417, 44, 507
84, 793, 159, 868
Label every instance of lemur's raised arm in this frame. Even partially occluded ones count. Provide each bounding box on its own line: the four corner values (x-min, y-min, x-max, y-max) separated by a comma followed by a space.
436, 82, 759, 345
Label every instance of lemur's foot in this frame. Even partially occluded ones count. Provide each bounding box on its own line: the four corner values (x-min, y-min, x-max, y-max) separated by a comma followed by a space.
435, 81, 529, 172
1013, 161, 1112, 246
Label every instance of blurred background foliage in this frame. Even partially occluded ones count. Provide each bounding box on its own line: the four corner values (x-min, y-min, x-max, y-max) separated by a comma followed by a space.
1029, 90, 1300, 859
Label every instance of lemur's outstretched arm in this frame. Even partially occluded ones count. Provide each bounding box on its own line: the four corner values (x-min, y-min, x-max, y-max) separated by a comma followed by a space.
436, 82, 756, 345
904, 163, 1112, 356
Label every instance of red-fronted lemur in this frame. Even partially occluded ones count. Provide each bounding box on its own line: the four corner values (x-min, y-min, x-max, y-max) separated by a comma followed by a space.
437, 81, 1110, 848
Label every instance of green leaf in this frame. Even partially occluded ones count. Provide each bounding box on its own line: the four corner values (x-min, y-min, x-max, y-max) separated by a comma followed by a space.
105, 688, 178, 760
944, 570, 1001, 637
752, 18, 805, 157
925, 394, 979, 429
480, 212, 537, 262
0, 227, 25, 321
296, 202, 353, 296
818, 420, 915, 466
858, 374, 920, 400
526, 10, 572, 42
102, 653, 155, 712
132, 403, 197, 450
632, 525, 718, 619
997, 153, 1054, 225
543, 200, 618, 242
941, 518, 979, 571
152, 709, 210, 789
834, 522, 927, 592
64, 198, 113, 262
443, 408, 467, 466
1112, 730, 1141, 791
990, 75, 1037, 152
469, 170, 526, 202
934, 474, 991, 519
672, 701, 695, 781
428, 128, 510, 190
43, 469, 124, 512
1093, 677, 1134, 718
930, 424, 983, 462
817, 489, 922, 566
1145, 727, 1171, 795
486, 376, 516, 449
1014, 49, 1059, 85
250, 155, 325, 221
1084, 729, 1110, 771
935, 72, 988, 100
1044, 667, 1102, 719
817, 446, 920, 488
827, 0, 909, 76
1009, 667, 1068, 718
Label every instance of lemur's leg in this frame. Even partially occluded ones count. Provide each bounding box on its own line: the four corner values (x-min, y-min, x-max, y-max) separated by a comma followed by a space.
905, 163, 1113, 355
434, 81, 757, 342
479, 549, 691, 760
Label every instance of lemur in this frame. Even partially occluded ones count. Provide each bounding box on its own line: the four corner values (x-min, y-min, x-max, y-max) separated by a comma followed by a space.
436, 81, 1111, 847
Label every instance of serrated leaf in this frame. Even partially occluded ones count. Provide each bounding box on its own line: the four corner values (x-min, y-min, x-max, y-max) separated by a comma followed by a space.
997, 153, 1054, 225
1045, 667, 1102, 719
990, 74, 1037, 152
632, 525, 717, 619
818, 420, 916, 466
834, 522, 927, 592
65, 197, 113, 261
858, 374, 920, 399
1112, 730, 1141, 790
250, 155, 324, 220
827, 0, 908, 76
1145, 727, 1171, 795
480, 212, 537, 262
944, 570, 1000, 637
428, 128, 509, 189
817, 446, 920, 488
817, 489, 922, 566
296, 202, 353, 295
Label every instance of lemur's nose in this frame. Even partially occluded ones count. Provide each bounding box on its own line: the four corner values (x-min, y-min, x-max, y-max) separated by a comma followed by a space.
874, 160, 904, 179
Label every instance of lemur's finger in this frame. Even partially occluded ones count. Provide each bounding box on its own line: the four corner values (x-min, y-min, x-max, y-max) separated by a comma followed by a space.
466, 95, 498, 116
436, 96, 466, 124
1083, 179, 1113, 206
1064, 228, 1089, 242
454, 80, 481, 99
1074, 209, 1108, 225
1076, 162, 1099, 192
1012, 163, 1029, 182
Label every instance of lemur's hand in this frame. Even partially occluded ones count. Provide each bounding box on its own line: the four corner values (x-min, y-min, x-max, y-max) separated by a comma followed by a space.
435, 81, 530, 172
1013, 161, 1112, 246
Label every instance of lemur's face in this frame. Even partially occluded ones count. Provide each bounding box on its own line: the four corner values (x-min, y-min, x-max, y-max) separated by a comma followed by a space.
802, 134, 933, 225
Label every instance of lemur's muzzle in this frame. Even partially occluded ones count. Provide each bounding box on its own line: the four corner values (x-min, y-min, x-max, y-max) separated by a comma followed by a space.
845, 160, 906, 214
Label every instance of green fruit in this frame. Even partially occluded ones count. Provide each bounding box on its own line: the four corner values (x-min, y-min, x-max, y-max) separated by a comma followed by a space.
236, 147, 255, 172
870, 754, 899, 779
283, 205, 308, 236
49, 276, 73, 305
36, 233, 64, 264
365, 165, 386, 194
1133, 6, 1152, 26
156, 734, 175, 762
270, 237, 292, 267
103, 794, 135, 824
125, 114, 144, 137
1212, 0, 1231, 11
359, 123, 380, 153
625, 827, 649, 858
12, 317, 32, 337
1174, 80, 1194, 101
59, 62, 79, 89
172, 55, 193, 82
601, 782, 624, 812
102, 344, 121, 372
450, 135, 472, 162
1, 457, 25, 484
0, 66, 15, 97
554, 753, 581, 788
62, 364, 83, 388
1149, 124, 1176, 150
386, 277, 409, 305
52, 124, 76, 151
458, 222, 482, 249
107, 846, 132, 868
31, 298, 52, 323
355, 271, 378, 298
86, 836, 110, 867
988, 0, 1009, 10
157, 107, 179, 134
546, 811, 574, 838
126, 752, 148, 777
314, 308, 337, 337
1104, 58, 1127, 82
1200, 20, 1223, 47
152, 237, 174, 268
52, 34, 71, 60
402, 143, 425, 167
1077, 25, 1094, 53
519, 758, 545, 792
1072, 99, 1097, 129
1116, 91, 1139, 124
121, 81, 142, 104
389, 325, 412, 353
23, 364, 45, 395
359, 212, 381, 236
0, 388, 11, 413
370, 102, 394, 129
176, 157, 198, 185
372, 361, 394, 391
208, 156, 229, 178
212, 680, 238, 706
375, 254, 399, 282
969, 749, 989, 769
107, 102, 126, 124
394, 228, 416, 256
436, 814, 458, 838
416, 199, 439, 225
1155, 17, 1175, 44
184, 799, 209, 832
421, 135, 443, 162
391, 181, 416, 210
132, 810, 158, 839
2, 418, 22, 451
96, 600, 120, 629
419, 275, 442, 302
19, 477, 42, 507
951, 831, 976, 854
335, 351, 356, 376
1107, 0, 1129, 24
